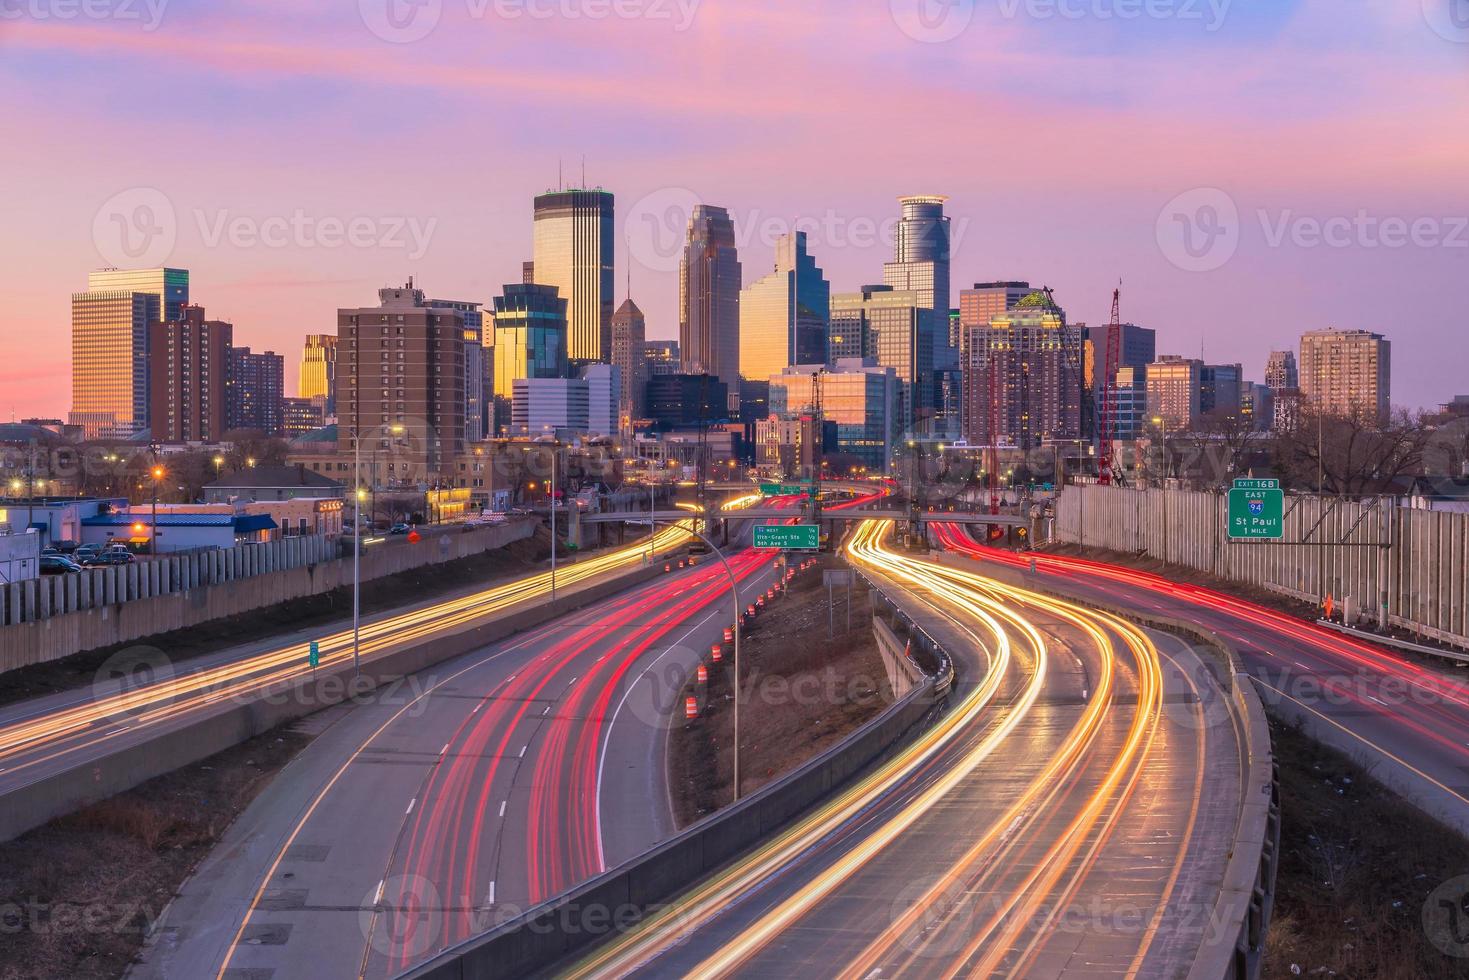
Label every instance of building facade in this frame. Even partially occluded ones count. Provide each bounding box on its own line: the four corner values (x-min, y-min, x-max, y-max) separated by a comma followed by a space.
1145, 355, 1204, 432
148, 304, 232, 443
680, 205, 742, 411
70, 288, 157, 438
580, 363, 620, 437
882, 195, 952, 367
532, 189, 614, 362
612, 297, 647, 419
490, 283, 569, 433
1299, 328, 1391, 422
829, 284, 937, 436
739, 231, 829, 386
87, 267, 189, 322
337, 281, 468, 476
961, 291, 1083, 449
511, 377, 590, 436
300, 334, 338, 411
768, 359, 900, 470
645, 373, 729, 431
227, 347, 285, 435
1264, 350, 1299, 391
1200, 362, 1244, 417
958, 281, 1031, 362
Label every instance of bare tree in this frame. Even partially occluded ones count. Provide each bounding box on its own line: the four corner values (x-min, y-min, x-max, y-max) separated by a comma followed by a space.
1273, 408, 1431, 496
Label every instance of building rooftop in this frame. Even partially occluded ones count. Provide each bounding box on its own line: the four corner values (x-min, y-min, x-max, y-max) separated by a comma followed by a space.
205, 465, 343, 490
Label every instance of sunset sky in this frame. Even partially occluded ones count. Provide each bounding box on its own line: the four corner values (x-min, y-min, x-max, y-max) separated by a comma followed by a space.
2, 0, 1467, 418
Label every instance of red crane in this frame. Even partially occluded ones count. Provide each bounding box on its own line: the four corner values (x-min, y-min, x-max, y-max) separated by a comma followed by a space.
1097, 282, 1122, 485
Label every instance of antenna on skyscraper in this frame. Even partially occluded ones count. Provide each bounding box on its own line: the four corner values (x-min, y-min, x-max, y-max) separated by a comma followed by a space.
581, 155, 586, 189
558, 158, 563, 191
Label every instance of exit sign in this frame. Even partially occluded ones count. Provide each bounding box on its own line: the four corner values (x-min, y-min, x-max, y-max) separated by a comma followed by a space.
753, 524, 820, 550
760, 483, 813, 497
1228, 480, 1284, 539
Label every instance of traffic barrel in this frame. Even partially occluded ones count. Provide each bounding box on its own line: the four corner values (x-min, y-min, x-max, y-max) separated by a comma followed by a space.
756, 596, 765, 608
685, 696, 698, 720
723, 627, 734, 643
711, 644, 722, 663
697, 663, 708, 684
747, 603, 757, 617
664, 563, 671, 573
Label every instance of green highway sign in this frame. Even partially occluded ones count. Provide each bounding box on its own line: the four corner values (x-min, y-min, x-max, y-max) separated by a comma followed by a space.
760, 483, 813, 497
308, 640, 320, 668
753, 524, 820, 550
1228, 481, 1284, 539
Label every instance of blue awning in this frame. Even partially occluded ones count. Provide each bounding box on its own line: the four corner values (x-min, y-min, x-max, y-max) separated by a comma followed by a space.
233, 514, 279, 533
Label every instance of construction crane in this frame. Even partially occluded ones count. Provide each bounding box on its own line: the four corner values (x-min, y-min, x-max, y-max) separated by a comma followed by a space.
1097, 282, 1122, 486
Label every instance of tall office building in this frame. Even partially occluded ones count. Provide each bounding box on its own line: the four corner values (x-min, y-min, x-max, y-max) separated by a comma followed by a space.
612, 298, 647, 419
511, 377, 590, 437
300, 334, 338, 411
883, 196, 951, 366
680, 205, 742, 410
829, 285, 937, 435
961, 290, 1083, 449
958, 281, 1031, 362
532, 189, 614, 362
643, 340, 681, 378
1145, 355, 1204, 432
88, 267, 189, 323
1200, 363, 1244, 416
70, 287, 157, 438
227, 347, 285, 435
1299, 329, 1391, 422
337, 281, 468, 474
739, 232, 829, 386
1264, 350, 1298, 391
149, 305, 232, 443
769, 359, 901, 471
1101, 365, 1149, 442
580, 363, 620, 436
429, 297, 488, 442
1082, 323, 1157, 391
490, 283, 568, 435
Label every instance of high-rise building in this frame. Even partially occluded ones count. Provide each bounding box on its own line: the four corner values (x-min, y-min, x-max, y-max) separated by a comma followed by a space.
829, 284, 937, 435
1299, 329, 1390, 422
1102, 365, 1149, 442
768, 358, 901, 471
282, 396, 326, 437
87, 267, 189, 323
429, 298, 488, 442
337, 280, 468, 475
227, 347, 285, 435
739, 232, 829, 385
1241, 383, 1275, 432
532, 189, 614, 362
961, 290, 1083, 449
642, 340, 680, 377
680, 205, 742, 411
300, 334, 338, 411
580, 363, 620, 437
1201, 363, 1244, 417
883, 195, 952, 367
1145, 355, 1204, 432
1082, 323, 1157, 391
149, 304, 232, 443
489, 283, 569, 435
958, 281, 1031, 363
1264, 350, 1298, 391
70, 287, 158, 439
612, 298, 647, 418
644, 374, 729, 431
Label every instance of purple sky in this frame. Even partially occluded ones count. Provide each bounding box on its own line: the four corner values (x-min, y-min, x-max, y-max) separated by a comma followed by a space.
2, 0, 1467, 419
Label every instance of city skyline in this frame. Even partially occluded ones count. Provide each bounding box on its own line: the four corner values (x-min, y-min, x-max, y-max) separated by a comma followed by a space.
3, 2, 1467, 418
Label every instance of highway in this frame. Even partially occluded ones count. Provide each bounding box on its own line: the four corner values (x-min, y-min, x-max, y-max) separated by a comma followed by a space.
563, 520, 1246, 979
932, 523, 1469, 834
0, 524, 699, 809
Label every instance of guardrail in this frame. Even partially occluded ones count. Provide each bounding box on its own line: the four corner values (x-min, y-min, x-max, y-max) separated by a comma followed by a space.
952, 557, 1279, 980
397, 561, 955, 980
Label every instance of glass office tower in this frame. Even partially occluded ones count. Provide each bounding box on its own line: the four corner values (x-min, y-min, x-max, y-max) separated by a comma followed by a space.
883, 196, 951, 366
87, 267, 189, 323
739, 231, 829, 387
531, 190, 614, 363
490, 283, 570, 437
680, 205, 742, 411
70, 288, 158, 438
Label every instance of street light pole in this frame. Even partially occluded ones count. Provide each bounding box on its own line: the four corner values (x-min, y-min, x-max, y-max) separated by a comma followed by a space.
550, 443, 558, 603
352, 429, 362, 677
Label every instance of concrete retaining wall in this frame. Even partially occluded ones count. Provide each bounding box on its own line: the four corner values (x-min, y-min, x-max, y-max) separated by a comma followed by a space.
1056, 485, 1469, 650
397, 577, 953, 980
0, 550, 675, 844
0, 522, 535, 672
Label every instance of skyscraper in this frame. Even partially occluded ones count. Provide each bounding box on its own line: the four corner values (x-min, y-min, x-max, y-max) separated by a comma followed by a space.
1145, 355, 1204, 432
1299, 329, 1391, 422
490, 283, 569, 434
829, 285, 937, 435
612, 297, 647, 419
961, 290, 1083, 449
1200, 363, 1244, 417
300, 334, 338, 411
70, 287, 157, 439
739, 232, 829, 385
337, 281, 468, 475
149, 305, 232, 443
958, 281, 1031, 363
532, 189, 614, 363
768, 359, 901, 471
680, 205, 742, 411
227, 347, 285, 435
1265, 350, 1299, 390
883, 196, 951, 366
1082, 323, 1157, 391
429, 297, 488, 442
88, 267, 189, 322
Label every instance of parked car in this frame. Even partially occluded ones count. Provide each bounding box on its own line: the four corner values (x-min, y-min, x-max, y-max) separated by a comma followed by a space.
389, 523, 412, 536
41, 555, 83, 574
75, 544, 103, 561
82, 550, 135, 567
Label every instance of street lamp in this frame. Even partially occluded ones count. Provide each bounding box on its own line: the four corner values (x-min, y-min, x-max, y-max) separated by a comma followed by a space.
150, 464, 165, 554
